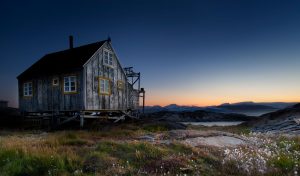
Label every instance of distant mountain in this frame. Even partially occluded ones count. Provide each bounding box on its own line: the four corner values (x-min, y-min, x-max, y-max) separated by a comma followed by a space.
256, 102, 296, 109
143, 102, 298, 116
143, 105, 167, 113
214, 102, 297, 116
219, 101, 295, 109
218, 102, 276, 110
214, 102, 277, 116
144, 105, 203, 113
144, 110, 254, 122
164, 104, 202, 112
144, 104, 202, 113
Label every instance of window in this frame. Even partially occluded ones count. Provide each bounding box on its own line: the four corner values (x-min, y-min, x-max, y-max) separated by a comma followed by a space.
52, 78, 59, 86
104, 50, 113, 66
64, 76, 76, 93
99, 77, 110, 95
117, 80, 124, 90
23, 82, 33, 96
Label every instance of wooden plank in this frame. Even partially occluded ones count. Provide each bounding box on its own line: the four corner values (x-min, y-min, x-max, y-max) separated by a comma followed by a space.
86, 64, 93, 109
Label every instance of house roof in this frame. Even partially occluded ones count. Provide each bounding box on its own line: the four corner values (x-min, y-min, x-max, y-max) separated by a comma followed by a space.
17, 40, 107, 79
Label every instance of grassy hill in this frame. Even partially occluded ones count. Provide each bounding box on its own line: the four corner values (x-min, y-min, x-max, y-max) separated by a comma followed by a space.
0, 120, 299, 175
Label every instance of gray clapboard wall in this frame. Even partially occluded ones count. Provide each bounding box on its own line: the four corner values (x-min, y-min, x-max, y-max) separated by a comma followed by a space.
83, 42, 134, 110
19, 72, 84, 112
18, 41, 139, 112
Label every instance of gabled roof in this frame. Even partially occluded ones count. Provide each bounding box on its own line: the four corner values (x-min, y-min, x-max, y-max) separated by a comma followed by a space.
17, 40, 107, 79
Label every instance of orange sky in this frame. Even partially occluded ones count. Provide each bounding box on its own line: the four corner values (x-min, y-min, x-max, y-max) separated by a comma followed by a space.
145, 88, 300, 106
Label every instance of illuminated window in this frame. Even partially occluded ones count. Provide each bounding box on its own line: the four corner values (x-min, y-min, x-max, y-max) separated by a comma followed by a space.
99, 77, 110, 95
23, 82, 33, 96
64, 76, 76, 93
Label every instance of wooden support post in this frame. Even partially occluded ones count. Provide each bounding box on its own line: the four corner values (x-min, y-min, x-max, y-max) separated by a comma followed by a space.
138, 72, 140, 91
57, 116, 60, 125
140, 88, 146, 114
143, 91, 145, 114
80, 115, 84, 128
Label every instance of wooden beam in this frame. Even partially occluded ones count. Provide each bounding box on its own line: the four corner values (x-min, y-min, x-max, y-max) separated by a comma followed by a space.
80, 115, 84, 128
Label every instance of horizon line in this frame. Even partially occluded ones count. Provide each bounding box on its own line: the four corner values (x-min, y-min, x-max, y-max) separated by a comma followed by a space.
146, 101, 300, 107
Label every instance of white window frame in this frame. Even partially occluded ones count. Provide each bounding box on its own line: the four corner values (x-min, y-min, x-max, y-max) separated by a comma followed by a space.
103, 50, 114, 67
99, 77, 110, 95
23, 82, 33, 96
64, 76, 77, 93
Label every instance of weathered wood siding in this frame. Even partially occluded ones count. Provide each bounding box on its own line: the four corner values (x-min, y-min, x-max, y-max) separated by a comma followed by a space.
18, 72, 84, 112
18, 41, 140, 112
83, 42, 139, 110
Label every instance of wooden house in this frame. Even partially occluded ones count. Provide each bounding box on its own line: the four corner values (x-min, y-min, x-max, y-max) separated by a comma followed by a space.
17, 37, 145, 125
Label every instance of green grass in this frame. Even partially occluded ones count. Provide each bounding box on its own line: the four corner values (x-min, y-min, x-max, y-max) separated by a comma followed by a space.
268, 136, 300, 174
168, 142, 194, 154
142, 123, 169, 132
271, 154, 295, 171
86, 141, 218, 175
0, 148, 80, 176
95, 141, 166, 166
0, 123, 298, 176
58, 132, 89, 146
0, 128, 211, 176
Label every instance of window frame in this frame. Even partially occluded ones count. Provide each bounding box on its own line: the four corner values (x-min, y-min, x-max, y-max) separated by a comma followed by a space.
117, 80, 125, 90
63, 76, 77, 94
103, 49, 114, 67
98, 77, 111, 95
23, 82, 33, 97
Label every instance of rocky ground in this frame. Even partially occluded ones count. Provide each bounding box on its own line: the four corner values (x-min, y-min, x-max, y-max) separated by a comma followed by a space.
0, 104, 299, 175
0, 123, 299, 176
138, 129, 246, 147
251, 103, 300, 134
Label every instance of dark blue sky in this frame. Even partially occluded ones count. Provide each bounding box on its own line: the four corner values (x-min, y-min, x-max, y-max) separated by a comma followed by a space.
1, 0, 300, 107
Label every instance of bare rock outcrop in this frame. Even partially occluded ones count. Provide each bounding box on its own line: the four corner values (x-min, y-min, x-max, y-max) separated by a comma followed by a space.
251, 103, 300, 134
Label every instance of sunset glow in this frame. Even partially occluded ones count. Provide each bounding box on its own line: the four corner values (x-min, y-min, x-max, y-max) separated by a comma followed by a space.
1, 0, 300, 107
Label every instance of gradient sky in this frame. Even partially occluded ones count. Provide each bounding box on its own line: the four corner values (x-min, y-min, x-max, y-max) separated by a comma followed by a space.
1, 0, 300, 107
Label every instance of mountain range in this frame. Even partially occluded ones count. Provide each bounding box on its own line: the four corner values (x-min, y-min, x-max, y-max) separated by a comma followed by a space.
143, 102, 298, 116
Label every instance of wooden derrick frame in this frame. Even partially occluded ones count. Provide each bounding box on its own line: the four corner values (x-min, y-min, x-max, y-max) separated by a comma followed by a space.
124, 67, 146, 113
